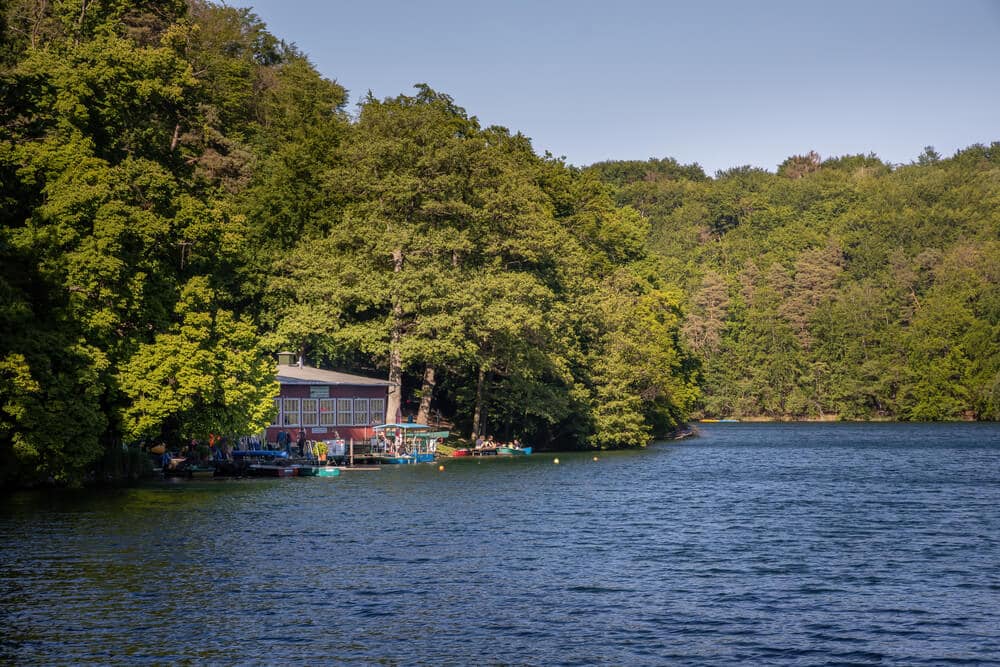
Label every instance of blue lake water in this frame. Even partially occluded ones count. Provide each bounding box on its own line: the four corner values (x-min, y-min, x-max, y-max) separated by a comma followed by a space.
2, 423, 999, 665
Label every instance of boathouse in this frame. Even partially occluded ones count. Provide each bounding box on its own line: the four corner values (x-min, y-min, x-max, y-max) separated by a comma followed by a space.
267, 352, 392, 443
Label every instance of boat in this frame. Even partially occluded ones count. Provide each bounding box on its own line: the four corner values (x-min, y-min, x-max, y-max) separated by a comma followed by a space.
315, 467, 341, 477
292, 465, 320, 476
497, 446, 532, 456
233, 449, 289, 460
451, 448, 472, 457
163, 461, 216, 479
472, 448, 498, 456
372, 423, 447, 464
249, 464, 297, 477
378, 453, 436, 464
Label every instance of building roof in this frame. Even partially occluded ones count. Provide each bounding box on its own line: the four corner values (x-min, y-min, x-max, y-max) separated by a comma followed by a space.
276, 364, 393, 387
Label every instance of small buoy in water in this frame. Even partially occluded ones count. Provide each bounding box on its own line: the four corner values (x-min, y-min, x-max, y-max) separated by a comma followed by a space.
438, 465, 445, 472
553, 457, 560, 464
593, 456, 599, 462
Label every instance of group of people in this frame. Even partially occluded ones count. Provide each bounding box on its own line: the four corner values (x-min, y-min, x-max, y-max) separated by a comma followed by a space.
368, 432, 441, 456
471, 434, 524, 450
271, 429, 343, 458
372, 431, 401, 455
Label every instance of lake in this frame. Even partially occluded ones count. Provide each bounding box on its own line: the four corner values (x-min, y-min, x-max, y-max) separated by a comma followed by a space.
2, 423, 999, 665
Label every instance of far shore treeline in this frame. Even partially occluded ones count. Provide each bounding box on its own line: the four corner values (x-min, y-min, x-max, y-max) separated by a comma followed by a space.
1, 2, 997, 487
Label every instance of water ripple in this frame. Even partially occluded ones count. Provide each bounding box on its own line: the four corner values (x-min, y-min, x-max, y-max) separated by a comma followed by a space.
1, 422, 999, 665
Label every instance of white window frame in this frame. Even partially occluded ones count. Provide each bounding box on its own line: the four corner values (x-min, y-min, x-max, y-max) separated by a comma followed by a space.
353, 398, 369, 426
270, 398, 281, 426
319, 399, 336, 426
369, 398, 386, 425
337, 398, 353, 426
282, 398, 300, 426
301, 398, 318, 426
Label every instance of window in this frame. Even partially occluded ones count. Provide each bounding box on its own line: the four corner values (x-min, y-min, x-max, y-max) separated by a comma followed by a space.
270, 398, 281, 426
354, 398, 369, 426
337, 399, 353, 425
319, 399, 336, 426
301, 398, 318, 426
282, 398, 300, 426
369, 398, 385, 425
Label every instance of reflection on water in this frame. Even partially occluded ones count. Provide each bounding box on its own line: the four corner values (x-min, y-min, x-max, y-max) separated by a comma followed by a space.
3, 423, 999, 665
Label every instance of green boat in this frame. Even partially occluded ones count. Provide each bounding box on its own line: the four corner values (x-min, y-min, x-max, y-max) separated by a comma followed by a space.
315, 467, 341, 477
497, 446, 532, 456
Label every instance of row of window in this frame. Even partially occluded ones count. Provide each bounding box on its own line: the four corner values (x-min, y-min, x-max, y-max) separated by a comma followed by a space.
271, 397, 386, 428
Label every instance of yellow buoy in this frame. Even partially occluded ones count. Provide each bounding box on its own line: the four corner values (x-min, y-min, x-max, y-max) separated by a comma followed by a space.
593, 456, 599, 462
553, 457, 560, 464
438, 465, 445, 472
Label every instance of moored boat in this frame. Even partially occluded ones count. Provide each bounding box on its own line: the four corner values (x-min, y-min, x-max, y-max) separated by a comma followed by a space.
379, 452, 436, 464
497, 446, 532, 456
371, 423, 445, 465
249, 464, 297, 477
472, 448, 498, 456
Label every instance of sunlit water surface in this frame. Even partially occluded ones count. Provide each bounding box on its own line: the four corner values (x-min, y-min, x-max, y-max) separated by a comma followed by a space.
2, 423, 999, 665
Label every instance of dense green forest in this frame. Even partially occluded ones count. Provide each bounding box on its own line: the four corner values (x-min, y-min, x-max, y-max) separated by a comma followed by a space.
1, 1, 997, 486
586, 149, 1000, 422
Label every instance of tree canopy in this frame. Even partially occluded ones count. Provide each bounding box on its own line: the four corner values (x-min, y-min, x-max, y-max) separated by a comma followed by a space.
1, 1, 996, 488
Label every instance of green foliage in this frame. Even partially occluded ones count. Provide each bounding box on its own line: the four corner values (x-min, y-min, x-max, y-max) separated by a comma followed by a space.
118, 277, 277, 442
3, 0, 996, 486
599, 147, 1000, 421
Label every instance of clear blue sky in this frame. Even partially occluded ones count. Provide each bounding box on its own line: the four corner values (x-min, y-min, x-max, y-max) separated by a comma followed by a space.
236, 0, 999, 175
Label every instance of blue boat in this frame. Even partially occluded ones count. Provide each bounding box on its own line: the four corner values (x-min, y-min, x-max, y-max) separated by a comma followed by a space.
378, 453, 436, 464
372, 423, 445, 464
497, 446, 532, 456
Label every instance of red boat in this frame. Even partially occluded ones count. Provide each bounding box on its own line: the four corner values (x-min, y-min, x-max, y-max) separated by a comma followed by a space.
451, 448, 472, 457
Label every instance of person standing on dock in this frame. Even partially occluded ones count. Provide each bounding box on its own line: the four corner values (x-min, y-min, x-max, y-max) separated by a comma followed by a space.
296, 429, 306, 457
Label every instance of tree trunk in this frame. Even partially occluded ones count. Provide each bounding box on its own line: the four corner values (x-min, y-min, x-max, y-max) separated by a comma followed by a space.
471, 365, 486, 438
416, 364, 435, 425
386, 249, 404, 424
170, 122, 181, 152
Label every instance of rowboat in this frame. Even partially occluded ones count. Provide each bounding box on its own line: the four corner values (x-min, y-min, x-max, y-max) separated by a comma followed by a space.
497, 446, 532, 456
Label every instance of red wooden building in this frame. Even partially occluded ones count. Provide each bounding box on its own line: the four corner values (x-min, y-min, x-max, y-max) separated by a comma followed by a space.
266, 352, 392, 443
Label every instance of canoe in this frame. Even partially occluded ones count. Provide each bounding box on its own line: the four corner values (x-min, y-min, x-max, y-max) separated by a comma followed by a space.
293, 465, 319, 477
315, 467, 341, 477
497, 446, 532, 456
451, 448, 471, 457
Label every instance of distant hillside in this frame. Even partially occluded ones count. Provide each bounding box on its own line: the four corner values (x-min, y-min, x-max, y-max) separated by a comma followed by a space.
587, 147, 1000, 420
